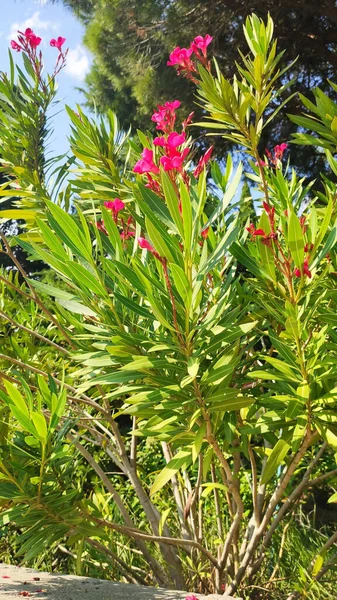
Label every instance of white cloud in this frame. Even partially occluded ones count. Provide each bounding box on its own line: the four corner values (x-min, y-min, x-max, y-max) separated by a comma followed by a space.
64, 45, 90, 81
8, 11, 57, 40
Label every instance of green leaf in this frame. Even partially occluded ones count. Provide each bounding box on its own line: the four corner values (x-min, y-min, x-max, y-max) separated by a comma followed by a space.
158, 508, 171, 536
70, 263, 107, 298
45, 200, 92, 261
230, 242, 273, 280
161, 171, 184, 236
150, 449, 192, 495
261, 439, 290, 484
145, 216, 175, 262
3, 381, 29, 417
170, 264, 191, 305
191, 423, 206, 463
187, 356, 200, 379
257, 212, 276, 281
312, 554, 324, 577
31, 412, 48, 443
201, 482, 228, 498
204, 163, 242, 229
287, 211, 304, 268
180, 181, 193, 250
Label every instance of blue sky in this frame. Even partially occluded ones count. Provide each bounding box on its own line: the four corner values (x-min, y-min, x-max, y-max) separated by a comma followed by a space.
0, 0, 91, 156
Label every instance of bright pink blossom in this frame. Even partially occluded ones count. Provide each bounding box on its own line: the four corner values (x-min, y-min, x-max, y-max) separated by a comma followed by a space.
134, 148, 160, 175
266, 143, 288, 166
193, 146, 213, 177
154, 132, 186, 153
24, 28, 34, 38
120, 230, 135, 240
50, 36, 66, 50
104, 199, 125, 213
191, 34, 213, 57
304, 258, 312, 278
10, 40, 21, 52
160, 147, 189, 172
185, 596, 199, 600
167, 131, 186, 148
294, 258, 312, 279
28, 34, 42, 48
256, 159, 268, 167
151, 101, 181, 133
138, 237, 155, 253
161, 100, 181, 111
167, 46, 194, 70
246, 224, 267, 237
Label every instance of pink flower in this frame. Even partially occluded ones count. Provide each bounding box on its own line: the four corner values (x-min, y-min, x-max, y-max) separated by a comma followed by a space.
167, 131, 186, 148
50, 36, 66, 50
191, 34, 213, 57
185, 596, 199, 600
24, 28, 34, 38
161, 100, 181, 111
193, 146, 213, 177
134, 148, 160, 175
138, 237, 155, 253
104, 199, 125, 213
167, 46, 194, 70
28, 34, 42, 48
182, 111, 195, 130
151, 101, 181, 133
154, 132, 186, 153
256, 159, 268, 167
160, 147, 189, 172
274, 143, 288, 160
294, 258, 311, 279
304, 258, 312, 278
120, 230, 135, 240
246, 224, 267, 237
11, 40, 21, 52
153, 137, 166, 147
145, 174, 162, 194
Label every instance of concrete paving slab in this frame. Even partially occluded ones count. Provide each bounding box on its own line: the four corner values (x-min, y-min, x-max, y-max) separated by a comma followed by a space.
0, 564, 239, 600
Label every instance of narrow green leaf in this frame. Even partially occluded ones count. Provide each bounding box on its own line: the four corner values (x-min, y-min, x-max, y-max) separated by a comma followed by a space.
261, 439, 290, 484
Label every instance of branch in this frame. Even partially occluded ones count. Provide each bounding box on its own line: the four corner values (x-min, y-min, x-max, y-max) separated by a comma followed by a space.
91, 516, 219, 568
0, 309, 69, 354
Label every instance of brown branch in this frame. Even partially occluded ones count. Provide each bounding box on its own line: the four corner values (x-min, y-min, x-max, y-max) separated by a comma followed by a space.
92, 516, 219, 568
0, 309, 69, 354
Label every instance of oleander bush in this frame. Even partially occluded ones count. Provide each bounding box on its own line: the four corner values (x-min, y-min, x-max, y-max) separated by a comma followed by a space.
1, 15, 337, 600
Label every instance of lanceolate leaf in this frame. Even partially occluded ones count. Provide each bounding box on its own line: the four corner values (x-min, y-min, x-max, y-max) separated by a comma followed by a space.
261, 439, 290, 484
287, 211, 304, 268
150, 449, 192, 496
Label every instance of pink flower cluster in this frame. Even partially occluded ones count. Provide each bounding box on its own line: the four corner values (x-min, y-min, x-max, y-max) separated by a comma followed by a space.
11, 28, 42, 52
96, 199, 136, 241
264, 143, 288, 167
167, 35, 213, 77
134, 101, 190, 177
133, 101, 213, 184
151, 100, 181, 133
11, 29, 66, 54
10, 28, 67, 88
